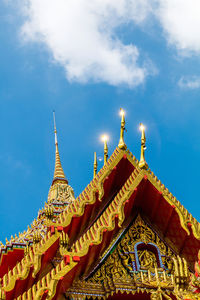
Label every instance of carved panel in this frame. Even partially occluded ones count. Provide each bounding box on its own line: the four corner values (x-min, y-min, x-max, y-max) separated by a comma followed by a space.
88, 215, 176, 284
66, 215, 198, 299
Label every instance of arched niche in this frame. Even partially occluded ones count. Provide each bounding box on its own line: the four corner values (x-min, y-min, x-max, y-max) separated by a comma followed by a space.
134, 242, 164, 271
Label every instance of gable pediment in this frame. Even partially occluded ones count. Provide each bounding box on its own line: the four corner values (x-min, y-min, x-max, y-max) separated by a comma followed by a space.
66, 215, 188, 299
88, 215, 177, 281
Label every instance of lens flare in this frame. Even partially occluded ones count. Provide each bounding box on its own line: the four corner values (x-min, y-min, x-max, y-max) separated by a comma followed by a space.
139, 123, 145, 131
100, 134, 109, 142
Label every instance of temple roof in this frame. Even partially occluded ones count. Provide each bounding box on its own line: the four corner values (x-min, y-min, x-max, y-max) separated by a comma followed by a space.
0, 111, 200, 299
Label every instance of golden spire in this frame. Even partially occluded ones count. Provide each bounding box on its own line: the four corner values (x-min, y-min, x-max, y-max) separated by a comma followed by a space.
118, 108, 127, 150
53, 111, 67, 182
139, 123, 148, 170
101, 134, 109, 165
93, 152, 97, 178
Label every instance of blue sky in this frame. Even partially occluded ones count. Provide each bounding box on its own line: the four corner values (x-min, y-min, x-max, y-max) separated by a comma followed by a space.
1, 0, 200, 242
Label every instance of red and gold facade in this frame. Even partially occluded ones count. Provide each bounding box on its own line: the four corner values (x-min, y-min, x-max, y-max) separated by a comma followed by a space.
0, 113, 200, 300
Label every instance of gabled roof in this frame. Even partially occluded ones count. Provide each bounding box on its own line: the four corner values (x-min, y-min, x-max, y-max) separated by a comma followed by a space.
0, 146, 136, 299
1, 142, 200, 300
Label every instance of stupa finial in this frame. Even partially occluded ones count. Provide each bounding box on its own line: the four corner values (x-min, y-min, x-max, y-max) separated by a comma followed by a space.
118, 108, 127, 150
93, 152, 97, 178
101, 134, 109, 165
139, 123, 148, 170
53, 111, 67, 182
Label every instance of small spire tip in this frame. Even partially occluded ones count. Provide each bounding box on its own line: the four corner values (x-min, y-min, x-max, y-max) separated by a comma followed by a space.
118, 108, 127, 150
139, 122, 148, 170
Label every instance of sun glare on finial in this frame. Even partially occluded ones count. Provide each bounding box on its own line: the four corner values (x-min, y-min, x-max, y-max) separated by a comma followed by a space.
100, 134, 109, 165
100, 134, 109, 143
139, 122, 148, 170
118, 108, 127, 150
139, 123, 145, 131
119, 108, 125, 117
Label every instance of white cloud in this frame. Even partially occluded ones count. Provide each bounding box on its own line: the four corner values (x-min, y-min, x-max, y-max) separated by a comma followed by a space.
156, 0, 200, 55
178, 76, 200, 89
18, 0, 200, 86
20, 0, 154, 87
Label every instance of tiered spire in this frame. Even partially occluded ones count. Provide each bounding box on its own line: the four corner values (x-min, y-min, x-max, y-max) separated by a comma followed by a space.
53, 112, 67, 182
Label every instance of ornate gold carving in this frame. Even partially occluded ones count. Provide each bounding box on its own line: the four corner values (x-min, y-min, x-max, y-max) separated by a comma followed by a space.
129, 218, 154, 244
65, 213, 197, 299
138, 249, 157, 270
190, 250, 200, 295
48, 181, 75, 204
88, 215, 175, 287
150, 292, 161, 300
32, 231, 42, 244
171, 256, 199, 300
59, 232, 69, 249
24, 244, 30, 256
0, 288, 5, 300
44, 205, 54, 220
163, 256, 175, 275
91, 247, 131, 285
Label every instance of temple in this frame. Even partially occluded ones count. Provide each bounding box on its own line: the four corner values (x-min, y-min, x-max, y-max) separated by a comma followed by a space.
0, 110, 200, 300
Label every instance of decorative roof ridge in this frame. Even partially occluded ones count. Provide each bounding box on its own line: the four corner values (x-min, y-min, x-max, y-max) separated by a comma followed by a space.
0, 198, 67, 252
144, 167, 200, 240
0, 227, 36, 253
67, 167, 142, 255
0, 229, 59, 295
0, 197, 75, 290
0, 242, 27, 255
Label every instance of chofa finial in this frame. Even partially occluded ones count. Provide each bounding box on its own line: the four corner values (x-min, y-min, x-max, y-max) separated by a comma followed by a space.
139, 123, 148, 170
101, 134, 109, 165
118, 108, 127, 150
93, 152, 97, 178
